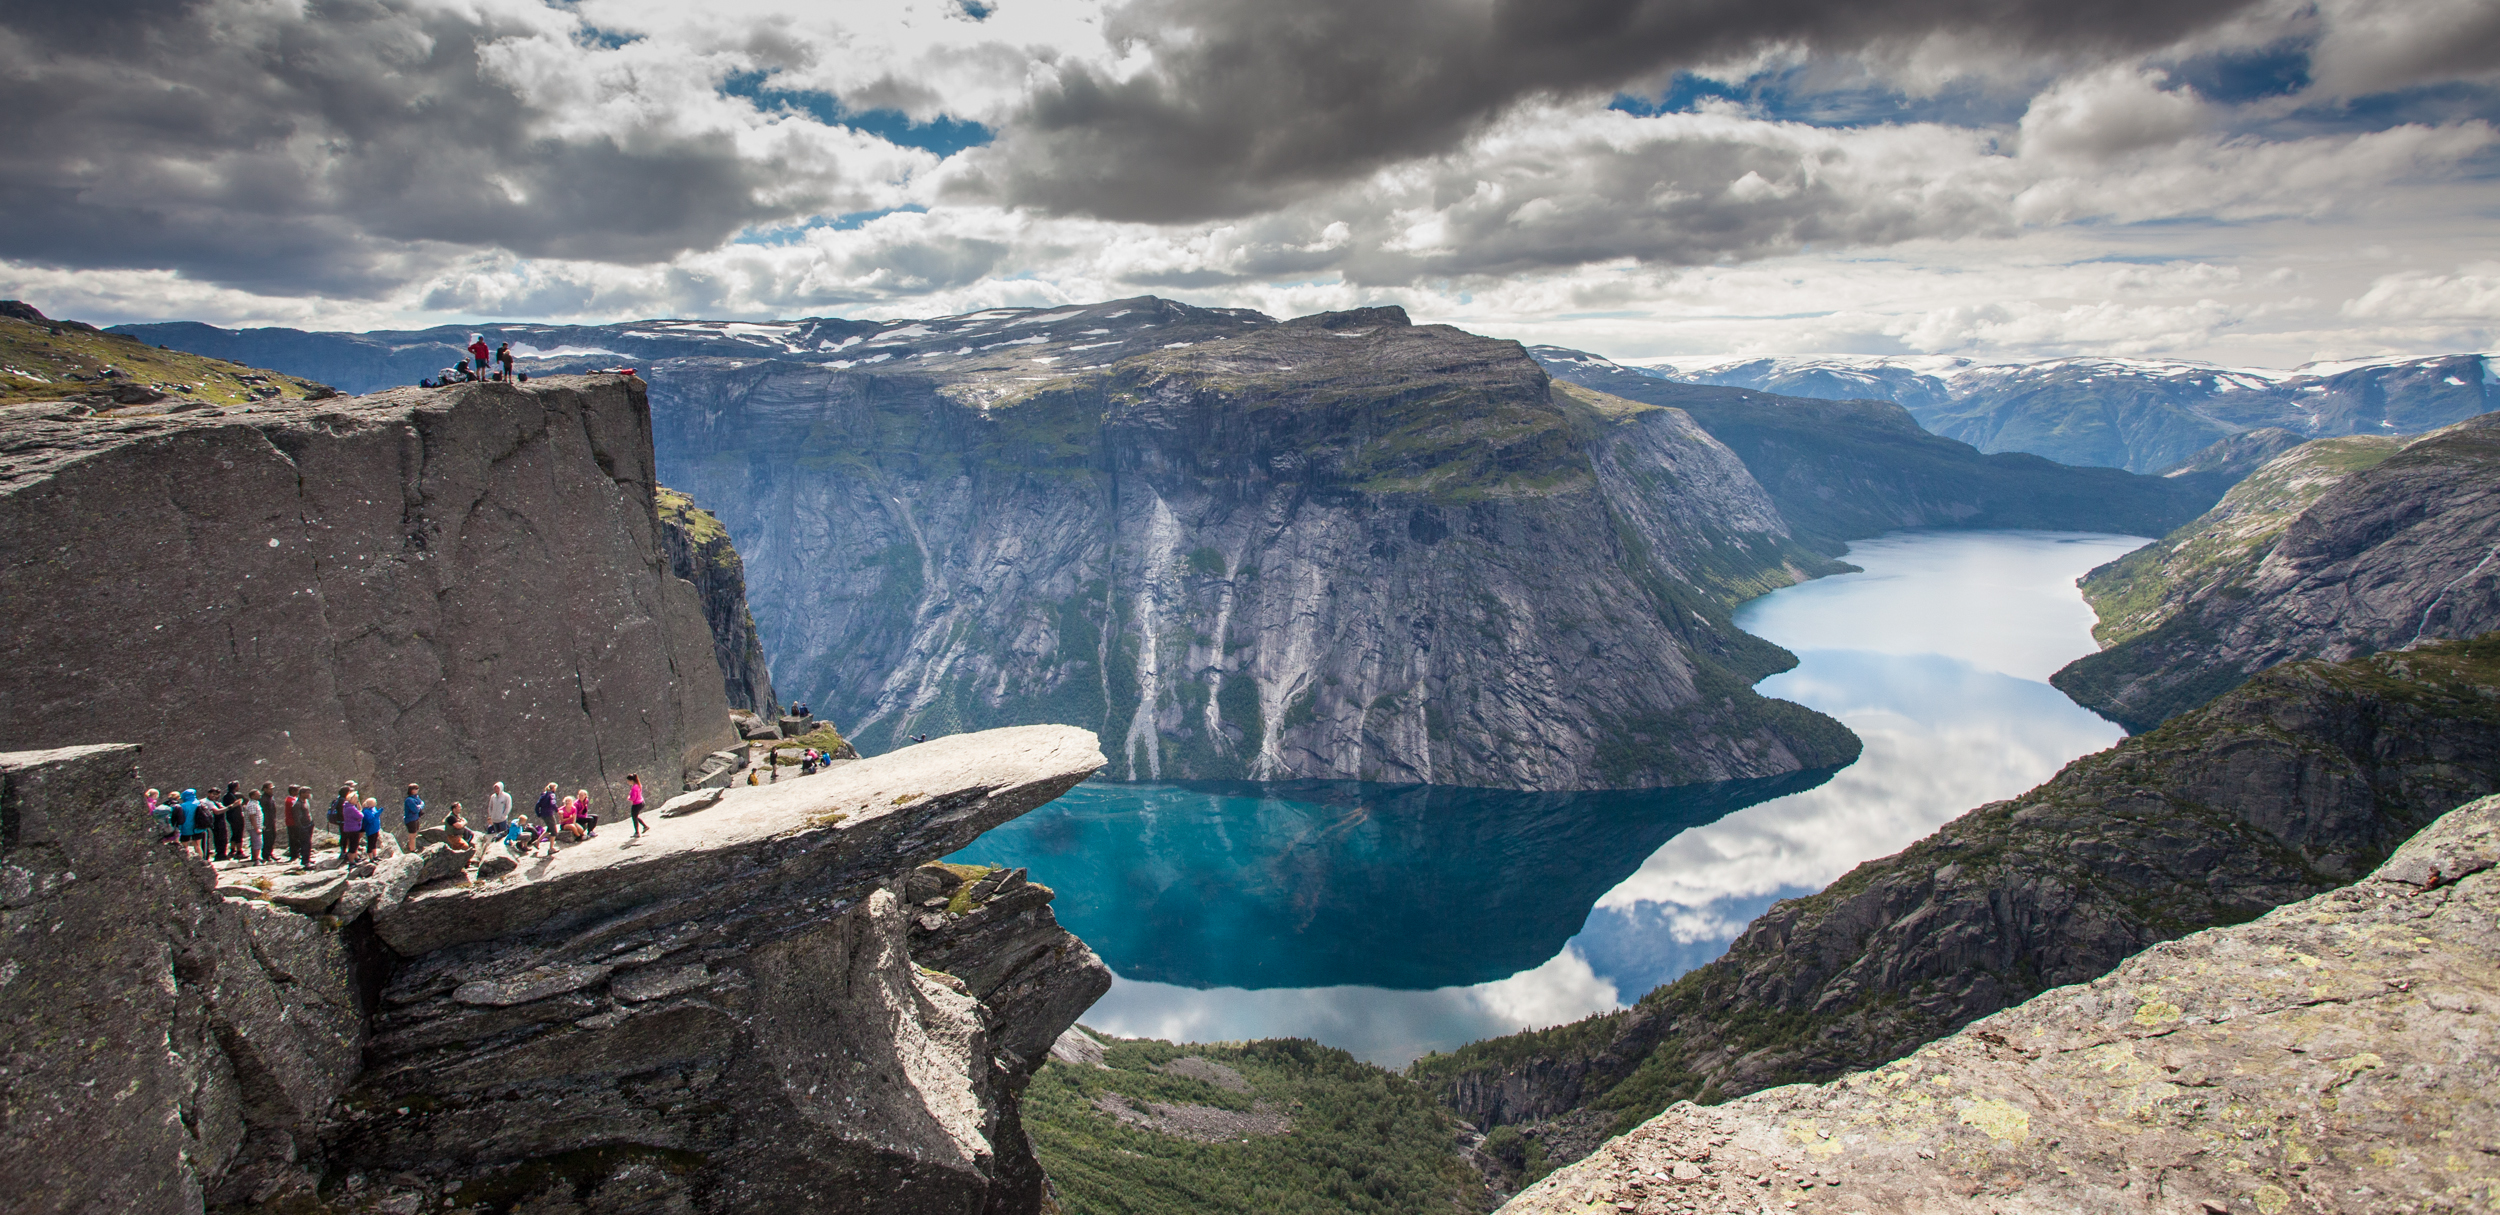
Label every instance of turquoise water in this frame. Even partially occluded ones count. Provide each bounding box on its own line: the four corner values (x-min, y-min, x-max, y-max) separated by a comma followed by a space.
952, 529, 2147, 1064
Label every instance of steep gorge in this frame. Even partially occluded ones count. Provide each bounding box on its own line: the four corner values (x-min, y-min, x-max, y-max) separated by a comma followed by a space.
653, 303, 1857, 788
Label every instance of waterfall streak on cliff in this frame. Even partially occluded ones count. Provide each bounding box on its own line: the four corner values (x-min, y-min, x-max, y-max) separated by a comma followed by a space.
1121, 494, 1183, 779
2410, 541, 2500, 648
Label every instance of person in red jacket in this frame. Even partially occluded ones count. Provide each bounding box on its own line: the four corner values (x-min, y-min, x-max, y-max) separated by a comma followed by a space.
467, 333, 491, 377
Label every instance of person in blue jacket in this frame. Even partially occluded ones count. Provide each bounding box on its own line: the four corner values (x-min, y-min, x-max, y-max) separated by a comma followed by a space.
402, 784, 426, 850
177, 789, 206, 857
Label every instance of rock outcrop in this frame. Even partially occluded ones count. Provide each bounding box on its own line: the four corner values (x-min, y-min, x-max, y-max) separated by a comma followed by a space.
2055, 411, 2500, 730
0, 744, 369, 1213
653, 301, 1857, 788
0, 726, 1112, 1214
2072, 433, 2406, 650
1499, 791, 2500, 1215
1530, 348, 2223, 552
0, 375, 736, 811
658, 486, 781, 717
1412, 637, 2500, 1164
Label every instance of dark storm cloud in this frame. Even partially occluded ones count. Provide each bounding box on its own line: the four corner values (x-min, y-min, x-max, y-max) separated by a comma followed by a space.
0, 0, 848, 296
968, 0, 2271, 221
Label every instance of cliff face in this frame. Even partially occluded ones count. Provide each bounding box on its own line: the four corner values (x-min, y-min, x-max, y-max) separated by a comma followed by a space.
0, 728, 1113, 1214
1529, 349, 2223, 552
1501, 792, 2500, 1215
0, 376, 736, 810
2069, 433, 2405, 649
1412, 637, 2500, 1158
652, 303, 1856, 788
2054, 411, 2500, 731
658, 486, 781, 717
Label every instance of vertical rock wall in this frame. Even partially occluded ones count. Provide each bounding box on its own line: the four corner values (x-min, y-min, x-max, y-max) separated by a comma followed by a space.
0, 377, 736, 810
658, 486, 782, 716
651, 319, 1856, 788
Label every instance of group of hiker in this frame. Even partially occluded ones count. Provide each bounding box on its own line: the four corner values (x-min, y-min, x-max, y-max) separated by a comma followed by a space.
146, 773, 653, 872
421, 333, 521, 388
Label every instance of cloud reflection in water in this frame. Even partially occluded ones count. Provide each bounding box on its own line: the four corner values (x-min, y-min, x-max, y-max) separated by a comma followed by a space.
983, 530, 2148, 1065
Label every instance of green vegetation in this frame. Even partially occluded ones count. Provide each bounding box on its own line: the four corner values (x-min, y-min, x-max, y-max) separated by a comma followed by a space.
2076, 435, 2403, 646
655, 486, 734, 555
1, 311, 336, 407
1025, 1034, 1472, 1215
785, 723, 850, 755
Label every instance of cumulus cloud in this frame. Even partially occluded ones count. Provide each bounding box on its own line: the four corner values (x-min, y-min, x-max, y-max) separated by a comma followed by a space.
2, 0, 2494, 371
965, 0, 2271, 222
0, 0, 956, 293
2342, 263, 2500, 321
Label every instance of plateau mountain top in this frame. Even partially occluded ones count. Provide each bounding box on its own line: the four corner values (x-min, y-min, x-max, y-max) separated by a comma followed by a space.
1538, 347, 2497, 475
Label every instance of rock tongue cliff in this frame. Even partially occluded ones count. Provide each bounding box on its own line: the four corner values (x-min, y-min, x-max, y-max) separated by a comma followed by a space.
2054, 410, 2500, 731
0, 727, 1113, 1215
653, 306, 1856, 789
1501, 792, 2500, 1215
1414, 637, 2500, 1161
0, 375, 735, 810
658, 486, 781, 717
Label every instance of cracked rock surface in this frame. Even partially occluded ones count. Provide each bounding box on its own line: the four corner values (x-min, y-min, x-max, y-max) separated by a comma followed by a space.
1500, 794, 2500, 1215
2, 727, 1112, 1215
0, 375, 735, 813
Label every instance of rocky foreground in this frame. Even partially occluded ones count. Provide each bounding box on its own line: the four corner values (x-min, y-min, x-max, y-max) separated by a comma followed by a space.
1413, 637, 2500, 1170
0, 726, 1112, 1214
1500, 791, 2500, 1215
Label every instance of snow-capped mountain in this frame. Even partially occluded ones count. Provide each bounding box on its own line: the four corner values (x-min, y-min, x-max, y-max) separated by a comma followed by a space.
1598, 351, 2497, 473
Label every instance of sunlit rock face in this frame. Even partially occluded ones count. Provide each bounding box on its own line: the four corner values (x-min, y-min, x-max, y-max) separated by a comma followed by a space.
650, 300, 1857, 790
2055, 411, 2500, 730
0, 376, 735, 810
1500, 789, 2500, 1215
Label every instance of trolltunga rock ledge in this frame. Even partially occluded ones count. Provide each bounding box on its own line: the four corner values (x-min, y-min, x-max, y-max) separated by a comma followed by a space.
0, 727, 1115, 1215
372, 724, 1105, 955
1497, 793, 2500, 1215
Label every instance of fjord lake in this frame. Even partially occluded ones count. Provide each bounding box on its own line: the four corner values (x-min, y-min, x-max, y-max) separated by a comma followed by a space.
951, 529, 2148, 1063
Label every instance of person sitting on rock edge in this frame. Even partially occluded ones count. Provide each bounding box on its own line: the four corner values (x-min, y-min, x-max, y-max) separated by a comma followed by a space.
443, 805, 475, 870
574, 788, 596, 837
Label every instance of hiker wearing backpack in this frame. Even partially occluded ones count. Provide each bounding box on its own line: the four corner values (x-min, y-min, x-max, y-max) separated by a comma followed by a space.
338, 791, 363, 861
285, 785, 314, 866
495, 342, 516, 381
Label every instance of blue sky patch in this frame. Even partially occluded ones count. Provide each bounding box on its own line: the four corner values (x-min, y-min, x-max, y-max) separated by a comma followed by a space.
1611, 68, 2028, 130
734, 207, 930, 246
720, 71, 995, 156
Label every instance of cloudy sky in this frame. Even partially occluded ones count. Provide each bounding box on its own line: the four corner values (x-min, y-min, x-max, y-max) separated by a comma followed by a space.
5, 0, 2496, 366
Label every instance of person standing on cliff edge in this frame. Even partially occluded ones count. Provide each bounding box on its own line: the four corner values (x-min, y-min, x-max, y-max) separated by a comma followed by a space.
496, 341, 516, 381
402, 783, 426, 850
467, 333, 491, 378
486, 781, 512, 838
627, 774, 646, 839
285, 785, 313, 866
